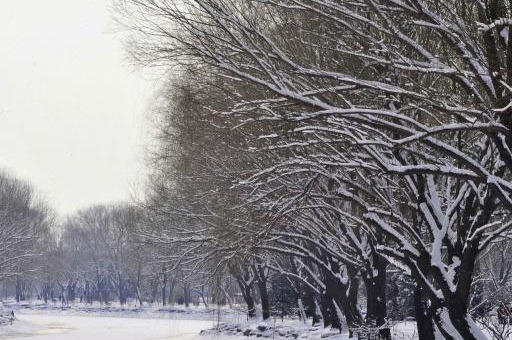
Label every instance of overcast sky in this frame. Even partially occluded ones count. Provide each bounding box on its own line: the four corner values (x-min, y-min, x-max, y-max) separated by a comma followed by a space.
0, 0, 157, 215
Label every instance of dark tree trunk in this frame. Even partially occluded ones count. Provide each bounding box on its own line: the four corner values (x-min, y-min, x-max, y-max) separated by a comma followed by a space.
168, 277, 176, 305
347, 276, 361, 338
254, 265, 270, 320
96, 270, 104, 304
235, 276, 256, 318
322, 265, 361, 333
413, 237, 484, 340
67, 280, 77, 302
183, 282, 191, 308
118, 273, 126, 305
243, 286, 256, 318
43, 286, 48, 304
259, 281, 270, 320
434, 308, 480, 340
150, 279, 157, 303
363, 255, 390, 340
414, 286, 435, 340
199, 287, 209, 308
302, 287, 321, 325
229, 263, 257, 319
320, 291, 342, 330
162, 274, 168, 306
85, 280, 92, 304
15, 276, 22, 302
437, 240, 483, 340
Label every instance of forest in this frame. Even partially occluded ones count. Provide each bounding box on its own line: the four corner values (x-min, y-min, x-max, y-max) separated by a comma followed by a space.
3, 1, 512, 340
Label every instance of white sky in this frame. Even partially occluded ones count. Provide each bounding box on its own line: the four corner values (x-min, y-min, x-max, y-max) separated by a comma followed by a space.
0, 0, 157, 215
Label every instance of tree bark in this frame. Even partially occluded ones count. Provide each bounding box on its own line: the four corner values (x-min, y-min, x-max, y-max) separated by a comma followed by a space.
363, 255, 390, 340
136, 286, 143, 306
254, 265, 270, 320
242, 285, 256, 318
118, 273, 126, 305
434, 308, 483, 340
15, 276, 22, 302
414, 286, 435, 340
183, 282, 191, 308
161, 274, 168, 306
323, 266, 361, 332
259, 281, 270, 320
168, 277, 176, 305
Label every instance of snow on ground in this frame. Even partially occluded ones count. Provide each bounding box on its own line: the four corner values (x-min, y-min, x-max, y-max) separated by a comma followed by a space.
0, 317, 41, 338
0, 304, 423, 340
1, 300, 233, 321
0, 301, 424, 340
0, 301, 502, 340
0, 312, 215, 340
201, 318, 420, 340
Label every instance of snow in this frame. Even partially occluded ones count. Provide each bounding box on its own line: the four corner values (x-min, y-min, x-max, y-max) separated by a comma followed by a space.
201, 319, 425, 340
0, 317, 40, 337
0, 311, 215, 340
1, 300, 234, 321
0, 305, 495, 340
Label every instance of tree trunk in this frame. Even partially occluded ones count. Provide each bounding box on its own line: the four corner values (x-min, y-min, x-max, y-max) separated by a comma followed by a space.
259, 281, 270, 320
67, 280, 77, 302
414, 286, 435, 340
255, 265, 270, 320
151, 279, 158, 303
323, 267, 361, 332
118, 273, 126, 305
434, 307, 485, 340
96, 270, 104, 304
161, 274, 168, 306
15, 276, 21, 302
221, 286, 233, 309
85, 280, 92, 304
231, 266, 257, 319
183, 282, 191, 308
302, 288, 321, 325
43, 286, 48, 303
297, 298, 307, 323
363, 256, 390, 340
136, 286, 143, 306
320, 291, 341, 330
434, 241, 486, 340
245, 286, 256, 318
168, 277, 176, 305
314, 299, 324, 326
199, 288, 209, 308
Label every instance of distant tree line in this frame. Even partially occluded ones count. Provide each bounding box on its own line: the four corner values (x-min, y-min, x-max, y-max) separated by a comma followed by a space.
0, 171, 53, 302
2, 202, 235, 308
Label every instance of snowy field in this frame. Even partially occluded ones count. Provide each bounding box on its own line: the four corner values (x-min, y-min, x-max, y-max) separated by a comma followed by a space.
0, 302, 480, 340
2, 308, 496, 340
0, 304, 422, 340
0, 312, 215, 340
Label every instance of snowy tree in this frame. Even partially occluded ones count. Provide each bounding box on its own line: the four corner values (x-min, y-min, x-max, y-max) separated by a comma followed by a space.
0, 171, 53, 292
117, 1, 512, 339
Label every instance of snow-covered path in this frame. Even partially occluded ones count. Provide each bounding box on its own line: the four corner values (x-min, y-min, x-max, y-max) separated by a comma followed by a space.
1, 314, 214, 340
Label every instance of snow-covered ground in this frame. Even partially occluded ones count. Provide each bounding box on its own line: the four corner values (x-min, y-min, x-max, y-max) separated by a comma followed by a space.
0, 302, 424, 340
0, 312, 215, 339
201, 319, 420, 340
0, 301, 423, 340
1, 300, 234, 321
